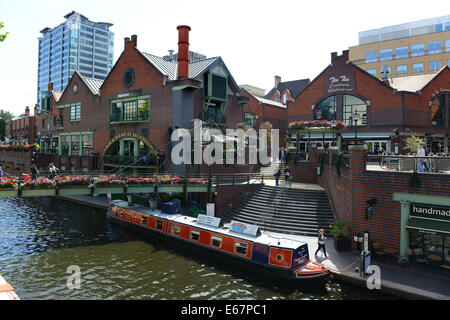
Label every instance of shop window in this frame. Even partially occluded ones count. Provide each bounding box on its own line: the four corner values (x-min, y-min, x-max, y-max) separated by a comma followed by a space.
342, 95, 367, 127
234, 241, 248, 255
210, 236, 222, 248
314, 95, 336, 121
431, 95, 445, 127
189, 230, 200, 241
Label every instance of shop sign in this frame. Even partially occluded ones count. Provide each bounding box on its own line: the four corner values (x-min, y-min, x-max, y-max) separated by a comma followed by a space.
197, 214, 221, 228
410, 203, 450, 221
229, 220, 259, 237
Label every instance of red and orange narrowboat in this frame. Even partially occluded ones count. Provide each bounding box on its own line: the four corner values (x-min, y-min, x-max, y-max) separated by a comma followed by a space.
107, 200, 330, 285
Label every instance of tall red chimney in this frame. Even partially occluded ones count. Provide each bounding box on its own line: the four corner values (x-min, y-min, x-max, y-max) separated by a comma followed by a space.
177, 25, 191, 79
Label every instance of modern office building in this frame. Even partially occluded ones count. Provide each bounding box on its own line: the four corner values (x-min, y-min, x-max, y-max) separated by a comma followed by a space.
37, 11, 114, 110
349, 15, 450, 78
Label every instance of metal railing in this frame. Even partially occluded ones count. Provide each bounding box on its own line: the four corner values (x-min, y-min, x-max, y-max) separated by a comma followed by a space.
260, 176, 292, 229
366, 155, 450, 174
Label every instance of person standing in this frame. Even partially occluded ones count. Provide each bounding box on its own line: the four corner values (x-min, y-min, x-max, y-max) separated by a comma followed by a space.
315, 229, 328, 258
274, 167, 281, 187
279, 147, 286, 163
417, 145, 426, 172
48, 163, 59, 180
284, 165, 291, 181
31, 164, 39, 181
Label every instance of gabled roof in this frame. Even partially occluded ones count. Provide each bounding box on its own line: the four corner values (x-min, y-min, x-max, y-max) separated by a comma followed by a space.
139, 50, 219, 81
254, 96, 286, 108
264, 78, 310, 100
138, 49, 240, 92
387, 66, 449, 92
75, 71, 103, 95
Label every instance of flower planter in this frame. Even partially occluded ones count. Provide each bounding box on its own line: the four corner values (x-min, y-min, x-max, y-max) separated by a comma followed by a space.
94, 186, 125, 195
21, 188, 56, 197
158, 185, 184, 193
0, 189, 19, 197
334, 237, 352, 252
126, 185, 156, 193
186, 185, 209, 192
58, 185, 91, 195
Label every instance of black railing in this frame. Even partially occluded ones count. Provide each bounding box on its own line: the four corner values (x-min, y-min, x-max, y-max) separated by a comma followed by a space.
110, 111, 149, 123
366, 155, 450, 174
103, 155, 157, 167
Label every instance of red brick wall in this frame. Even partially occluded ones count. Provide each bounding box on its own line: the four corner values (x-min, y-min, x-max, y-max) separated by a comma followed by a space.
309, 146, 450, 253
214, 183, 263, 217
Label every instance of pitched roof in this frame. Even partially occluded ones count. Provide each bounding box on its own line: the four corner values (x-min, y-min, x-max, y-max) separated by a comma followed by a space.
264, 79, 310, 100
139, 50, 219, 81
76, 71, 103, 95
387, 66, 449, 92
253, 96, 286, 108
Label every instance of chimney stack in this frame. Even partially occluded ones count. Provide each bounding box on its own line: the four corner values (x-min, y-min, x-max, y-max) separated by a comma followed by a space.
25, 106, 30, 116
124, 35, 137, 51
274, 75, 281, 88
177, 25, 191, 79
48, 82, 54, 91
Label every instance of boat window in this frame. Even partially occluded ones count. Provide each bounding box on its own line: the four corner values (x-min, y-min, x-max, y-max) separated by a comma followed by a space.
156, 220, 164, 230
234, 241, 248, 255
189, 230, 200, 241
210, 236, 222, 248
171, 224, 180, 235
140, 215, 148, 225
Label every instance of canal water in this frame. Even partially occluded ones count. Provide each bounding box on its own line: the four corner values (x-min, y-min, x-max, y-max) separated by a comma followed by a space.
0, 197, 395, 300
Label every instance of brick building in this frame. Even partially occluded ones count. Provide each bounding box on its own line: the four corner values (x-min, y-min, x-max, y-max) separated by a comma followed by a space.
4, 106, 36, 145
47, 25, 254, 174
287, 50, 450, 155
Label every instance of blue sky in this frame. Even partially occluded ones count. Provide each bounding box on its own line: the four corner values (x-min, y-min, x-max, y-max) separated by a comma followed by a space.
0, 0, 447, 115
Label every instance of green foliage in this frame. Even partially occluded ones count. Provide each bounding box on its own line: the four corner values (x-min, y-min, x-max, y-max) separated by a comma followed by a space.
403, 134, 425, 153
329, 221, 350, 238
0, 22, 8, 42
0, 109, 14, 138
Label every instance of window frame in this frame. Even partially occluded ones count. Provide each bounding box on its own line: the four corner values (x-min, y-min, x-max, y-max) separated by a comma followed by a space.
210, 235, 223, 248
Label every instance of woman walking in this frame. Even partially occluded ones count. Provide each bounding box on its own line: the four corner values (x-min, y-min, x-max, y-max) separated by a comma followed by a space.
315, 229, 328, 258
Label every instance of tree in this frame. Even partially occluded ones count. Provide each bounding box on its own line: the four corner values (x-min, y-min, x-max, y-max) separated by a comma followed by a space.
0, 109, 14, 138
403, 133, 425, 154
0, 22, 8, 42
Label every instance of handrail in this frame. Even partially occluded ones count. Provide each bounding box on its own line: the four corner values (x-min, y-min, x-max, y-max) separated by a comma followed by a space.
260, 176, 292, 230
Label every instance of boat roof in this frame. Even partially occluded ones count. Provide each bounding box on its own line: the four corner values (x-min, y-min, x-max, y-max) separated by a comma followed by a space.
111, 200, 306, 249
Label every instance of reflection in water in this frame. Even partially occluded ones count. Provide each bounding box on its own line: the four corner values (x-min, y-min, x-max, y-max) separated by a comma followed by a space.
0, 197, 393, 300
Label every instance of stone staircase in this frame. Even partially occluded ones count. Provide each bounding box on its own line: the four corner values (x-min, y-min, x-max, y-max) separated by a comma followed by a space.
222, 185, 334, 236
259, 161, 287, 181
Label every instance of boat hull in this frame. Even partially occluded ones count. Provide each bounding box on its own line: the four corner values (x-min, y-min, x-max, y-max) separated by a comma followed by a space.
107, 213, 330, 286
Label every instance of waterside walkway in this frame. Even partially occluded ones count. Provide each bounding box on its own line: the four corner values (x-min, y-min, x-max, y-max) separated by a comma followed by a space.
58, 193, 450, 300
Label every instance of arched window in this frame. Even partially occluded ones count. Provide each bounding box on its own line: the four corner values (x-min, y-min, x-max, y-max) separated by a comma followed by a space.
342, 95, 367, 126
283, 93, 288, 104
431, 95, 446, 127
314, 96, 336, 121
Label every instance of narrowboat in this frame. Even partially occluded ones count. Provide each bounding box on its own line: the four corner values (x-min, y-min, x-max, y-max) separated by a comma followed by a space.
107, 200, 330, 285
0, 275, 19, 300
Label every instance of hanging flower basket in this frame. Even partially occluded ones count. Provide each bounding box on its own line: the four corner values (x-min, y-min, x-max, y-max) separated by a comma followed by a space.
57, 175, 91, 187
94, 176, 125, 187
289, 120, 345, 130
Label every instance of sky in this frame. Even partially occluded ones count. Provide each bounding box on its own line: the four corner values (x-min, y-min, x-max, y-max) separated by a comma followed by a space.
0, 0, 447, 116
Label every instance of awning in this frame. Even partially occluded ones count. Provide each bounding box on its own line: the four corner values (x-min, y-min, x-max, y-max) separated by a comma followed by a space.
406, 218, 450, 236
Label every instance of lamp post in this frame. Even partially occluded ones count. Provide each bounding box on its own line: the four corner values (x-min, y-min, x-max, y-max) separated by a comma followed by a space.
331, 120, 337, 147
350, 113, 360, 145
